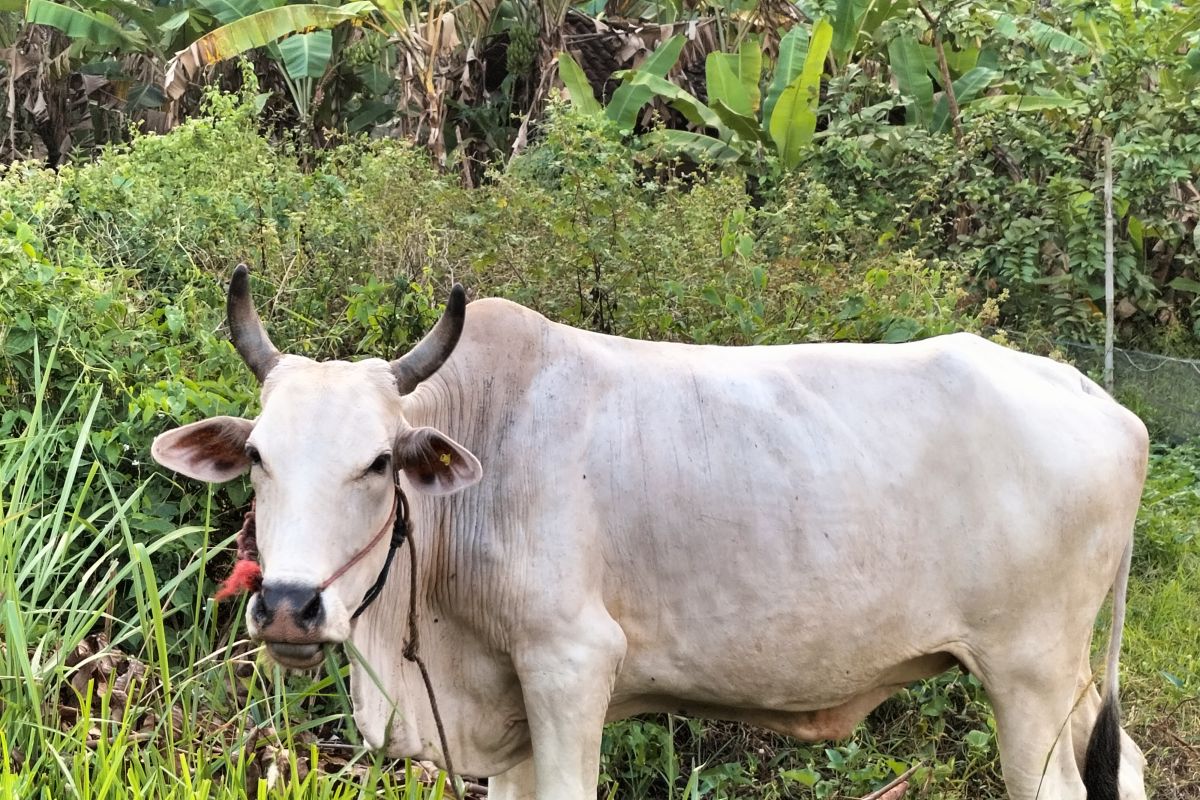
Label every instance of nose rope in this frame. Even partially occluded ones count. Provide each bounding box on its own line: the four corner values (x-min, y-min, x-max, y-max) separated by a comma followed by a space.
320, 491, 399, 594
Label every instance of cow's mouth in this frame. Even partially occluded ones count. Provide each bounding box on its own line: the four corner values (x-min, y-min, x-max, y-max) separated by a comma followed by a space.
264, 641, 325, 669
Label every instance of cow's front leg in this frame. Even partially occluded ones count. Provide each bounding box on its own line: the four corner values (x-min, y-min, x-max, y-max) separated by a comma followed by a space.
512, 614, 626, 800
488, 759, 536, 800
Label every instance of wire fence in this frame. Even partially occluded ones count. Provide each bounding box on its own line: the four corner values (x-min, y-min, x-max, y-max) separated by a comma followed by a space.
1058, 340, 1200, 442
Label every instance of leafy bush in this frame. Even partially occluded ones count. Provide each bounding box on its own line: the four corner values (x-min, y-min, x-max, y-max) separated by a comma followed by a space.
456, 101, 990, 347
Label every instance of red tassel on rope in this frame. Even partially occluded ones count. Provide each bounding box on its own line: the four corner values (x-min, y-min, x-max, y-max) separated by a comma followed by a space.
214, 559, 263, 601
214, 505, 262, 602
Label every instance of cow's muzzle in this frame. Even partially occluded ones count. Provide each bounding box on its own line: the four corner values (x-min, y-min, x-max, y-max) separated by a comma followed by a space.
251, 582, 329, 669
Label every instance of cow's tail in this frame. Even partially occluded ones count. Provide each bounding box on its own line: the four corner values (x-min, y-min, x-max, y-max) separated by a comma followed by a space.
1082, 537, 1132, 800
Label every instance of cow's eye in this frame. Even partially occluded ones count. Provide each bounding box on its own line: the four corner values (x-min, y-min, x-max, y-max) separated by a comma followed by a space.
245, 445, 262, 466
367, 453, 391, 475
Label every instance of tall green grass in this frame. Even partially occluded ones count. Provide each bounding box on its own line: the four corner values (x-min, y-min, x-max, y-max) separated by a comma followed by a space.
0, 343, 453, 799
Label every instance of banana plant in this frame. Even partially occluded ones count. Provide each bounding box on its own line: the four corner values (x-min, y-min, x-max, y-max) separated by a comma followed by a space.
558, 20, 833, 169
830, 0, 911, 73
556, 33, 685, 133
22, 0, 191, 57
22, 0, 197, 111
162, 0, 494, 141
888, 32, 1010, 132
163, 0, 376, 122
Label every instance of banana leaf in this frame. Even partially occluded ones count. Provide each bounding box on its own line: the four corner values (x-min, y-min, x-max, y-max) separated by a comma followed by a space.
355, 47, 394, 96
764, 24, 808, 125
278, 30, 332, 80
606, 34, 684, 132
961, 92, 1081, 117
862, 0, 902, 34
706, 53, 750, 118
931, 66, 998, 133
26, 0, 146, 49
625, 71, 728, 137
994, 13, 1090, 57
643, 129, 741, 165
164, 1, 374, 99
195, 0, 268, 25
888, 33, 933, 128
832, 0, 873, 69
711, 99, 764, 145
769, 17, 831, 169
706, 39, 761, 117
557, 50, 602, 116
126, 82, 165, 109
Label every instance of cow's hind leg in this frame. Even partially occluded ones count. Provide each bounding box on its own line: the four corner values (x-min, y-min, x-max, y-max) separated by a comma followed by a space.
969, 647, 1089, 800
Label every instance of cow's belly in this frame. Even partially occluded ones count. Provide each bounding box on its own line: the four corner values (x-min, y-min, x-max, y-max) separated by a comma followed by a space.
606, 535, 966, 712
607, 652, 958, 739
608, 571, 962, 714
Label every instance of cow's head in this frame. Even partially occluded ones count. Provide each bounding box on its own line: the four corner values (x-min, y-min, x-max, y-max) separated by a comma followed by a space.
151, 265, 482, 668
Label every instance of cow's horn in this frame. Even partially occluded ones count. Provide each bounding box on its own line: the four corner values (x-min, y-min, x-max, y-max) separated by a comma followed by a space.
391, 283, 467, 394
228, 263, 281, 383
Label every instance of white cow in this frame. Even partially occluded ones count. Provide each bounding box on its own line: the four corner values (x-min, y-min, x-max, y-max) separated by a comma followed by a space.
154, 265, 1149, 800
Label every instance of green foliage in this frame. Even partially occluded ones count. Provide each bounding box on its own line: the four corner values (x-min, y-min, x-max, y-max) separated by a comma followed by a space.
464, 101, 986, 345
560, 0, 1200, 349
1135, 445, 1200, 569
560, 22, 835, 170
607, 35, 687, 132
887, 33, 933, 128
557, 51, 603, 117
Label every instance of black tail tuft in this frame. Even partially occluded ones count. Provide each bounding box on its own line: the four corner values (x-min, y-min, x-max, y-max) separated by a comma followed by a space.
1082, 693, 1121, 800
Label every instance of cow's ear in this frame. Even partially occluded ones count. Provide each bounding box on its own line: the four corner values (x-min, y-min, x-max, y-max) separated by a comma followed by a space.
151, 416, 255, 483
395, 426, 482, 496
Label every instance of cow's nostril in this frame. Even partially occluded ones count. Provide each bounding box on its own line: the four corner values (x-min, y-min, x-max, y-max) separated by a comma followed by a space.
251, 594, 274, 628
299, 591, 323, 626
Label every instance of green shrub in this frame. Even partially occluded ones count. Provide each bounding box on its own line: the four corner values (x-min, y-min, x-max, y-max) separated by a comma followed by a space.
457, 103, 989, 347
